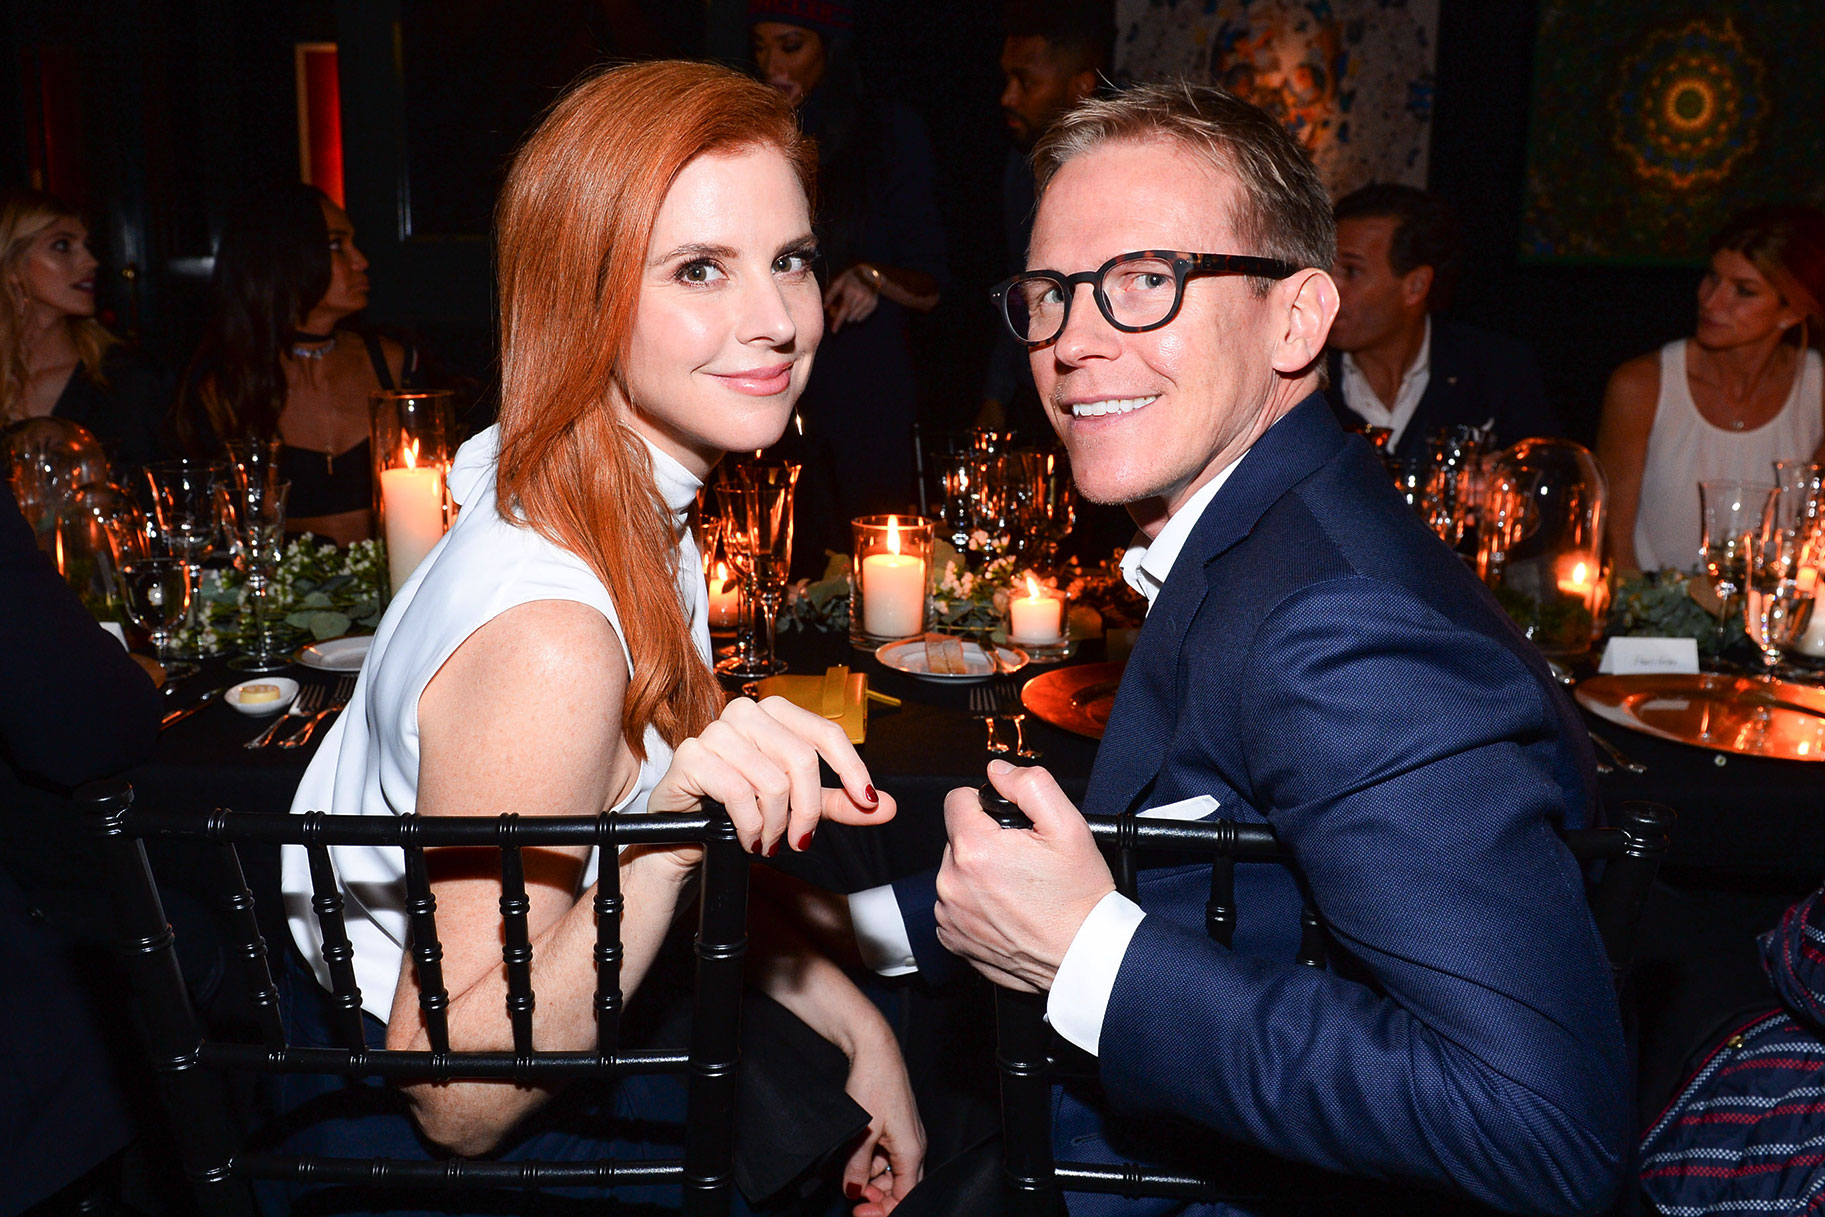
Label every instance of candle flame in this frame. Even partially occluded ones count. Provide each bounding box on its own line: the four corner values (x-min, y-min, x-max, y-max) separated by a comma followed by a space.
715, 560, 729, 581
54, 527, 65, 575
402, 437, 420, 470
1025, 574, 1042, 598
1570, 561, 1587, 584
886, 515, 900, 556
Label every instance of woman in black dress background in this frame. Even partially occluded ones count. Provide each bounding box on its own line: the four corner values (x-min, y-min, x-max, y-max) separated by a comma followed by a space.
172, 183, 419, 546
0, 189, 170, 472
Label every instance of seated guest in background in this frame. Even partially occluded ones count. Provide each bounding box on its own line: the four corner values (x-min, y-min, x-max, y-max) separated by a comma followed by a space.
171, 183, 420, 546
1640, 881, 1825, 1213
977, 0, 1110, 434
750, 0, 946, 572
1323, 183, 1559, 457
1, 189, 170, 471
0, 483, 160, 1214
862, 82, 1626, 1214
1598, 204, 1825, 573
281, 61, 921, 1214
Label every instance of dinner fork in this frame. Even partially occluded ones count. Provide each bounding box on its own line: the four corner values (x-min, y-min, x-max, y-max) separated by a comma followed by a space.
968, 684, 1009, 756
993, 677, 1040, 760
245, 684, 323, 750
280, 674, 357, 749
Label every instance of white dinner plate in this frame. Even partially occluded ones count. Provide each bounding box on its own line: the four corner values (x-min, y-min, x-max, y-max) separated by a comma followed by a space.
875, 638, 1027, 682
297, 635, 373, 673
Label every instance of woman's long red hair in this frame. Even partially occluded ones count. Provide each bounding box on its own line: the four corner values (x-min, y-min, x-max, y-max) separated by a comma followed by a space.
495, 60, 814, 757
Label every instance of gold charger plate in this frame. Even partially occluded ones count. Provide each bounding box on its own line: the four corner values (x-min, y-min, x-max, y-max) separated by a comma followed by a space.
1021, 661, 1124, 740
1575, 673, 1825, 762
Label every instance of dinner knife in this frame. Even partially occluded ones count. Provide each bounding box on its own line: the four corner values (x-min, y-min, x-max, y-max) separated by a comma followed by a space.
160, 687, 225, 730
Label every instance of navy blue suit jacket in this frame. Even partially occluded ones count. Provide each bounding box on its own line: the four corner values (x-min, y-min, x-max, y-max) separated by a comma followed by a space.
898, 397, 1627, 1215
1323, 319, 1561, 459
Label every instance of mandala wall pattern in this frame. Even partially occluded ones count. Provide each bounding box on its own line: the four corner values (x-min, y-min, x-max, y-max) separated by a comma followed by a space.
1524, 1, 1821, 263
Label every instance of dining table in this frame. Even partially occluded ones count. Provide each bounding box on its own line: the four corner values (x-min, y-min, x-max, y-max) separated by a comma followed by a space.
128, 624, 1825, 1141
134, 631, 1825, 885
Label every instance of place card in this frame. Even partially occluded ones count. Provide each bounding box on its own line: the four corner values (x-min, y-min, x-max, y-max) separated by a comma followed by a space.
1597, 636, 1698, 675
100, 621, 128, 648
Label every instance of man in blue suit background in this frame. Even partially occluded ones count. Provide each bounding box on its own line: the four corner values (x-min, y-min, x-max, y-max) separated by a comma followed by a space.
875, 81, 1628, 1215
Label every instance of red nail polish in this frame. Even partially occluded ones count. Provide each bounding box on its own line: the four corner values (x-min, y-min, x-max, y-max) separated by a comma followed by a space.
766, 839, 781, 857
844, 1182, 862, 1200
797, 831, 814, 851
864, 784, 879, 806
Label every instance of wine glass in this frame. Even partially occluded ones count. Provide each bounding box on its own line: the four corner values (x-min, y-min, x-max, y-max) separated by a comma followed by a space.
1744, 499, 1814, 677
1699, 480, 1776, 655
732, 461, 798, 678
142, 459, 223, 661
118, 553, 194, 676
1022, 449, 1076, 566
218, 477, 292, 673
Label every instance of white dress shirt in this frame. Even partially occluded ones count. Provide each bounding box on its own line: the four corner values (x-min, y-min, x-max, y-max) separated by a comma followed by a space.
847, 456, 1244, 1055
1338, 317, 1431, 450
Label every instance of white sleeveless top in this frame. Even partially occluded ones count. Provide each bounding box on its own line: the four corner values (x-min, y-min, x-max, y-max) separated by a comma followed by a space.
282, 425, 710, 1019
1633, 340, 1824, 571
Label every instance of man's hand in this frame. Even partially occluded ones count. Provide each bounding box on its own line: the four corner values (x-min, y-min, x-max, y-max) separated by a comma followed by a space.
933, 760, 1115, 992
823, 265, 883, 333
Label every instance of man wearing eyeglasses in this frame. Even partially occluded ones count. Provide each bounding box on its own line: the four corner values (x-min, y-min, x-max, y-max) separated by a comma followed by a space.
858, 81, 1628, 1216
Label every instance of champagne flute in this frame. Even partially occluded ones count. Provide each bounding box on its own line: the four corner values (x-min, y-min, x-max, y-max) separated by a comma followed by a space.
711, 476, 762, 677
1699, 480, 1776, 655
738, 461, 799, 677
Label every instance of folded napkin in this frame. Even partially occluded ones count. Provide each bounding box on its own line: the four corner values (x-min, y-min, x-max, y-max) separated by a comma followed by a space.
755, 667, 868, 743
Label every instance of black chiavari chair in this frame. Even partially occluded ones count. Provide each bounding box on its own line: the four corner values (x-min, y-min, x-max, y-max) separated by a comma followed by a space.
80, 778, 749, 1217
979, 790, 1675, 1215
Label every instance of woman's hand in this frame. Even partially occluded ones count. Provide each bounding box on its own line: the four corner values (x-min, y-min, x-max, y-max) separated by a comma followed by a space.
823, 265, 884, 334
841, 1024, 926, 1215
647, 695, 894, 854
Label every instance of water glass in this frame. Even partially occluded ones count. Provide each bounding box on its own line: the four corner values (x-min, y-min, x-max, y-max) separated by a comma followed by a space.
1699, 479, 1776, 651
1744, 498, 1814, 675
119, 555, 194, 674
218, 477, 292, 673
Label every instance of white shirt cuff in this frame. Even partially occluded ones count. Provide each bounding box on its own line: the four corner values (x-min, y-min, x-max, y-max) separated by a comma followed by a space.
848, 885, 919, 977
1046, 890, 1146, 1057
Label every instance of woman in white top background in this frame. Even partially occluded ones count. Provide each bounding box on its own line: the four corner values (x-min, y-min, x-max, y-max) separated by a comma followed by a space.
279, 60, 923, 1214
1599, 204, 1825, 573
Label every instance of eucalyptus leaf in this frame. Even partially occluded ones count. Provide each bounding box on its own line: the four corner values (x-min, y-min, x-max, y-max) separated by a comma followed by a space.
309, 611, 352, 640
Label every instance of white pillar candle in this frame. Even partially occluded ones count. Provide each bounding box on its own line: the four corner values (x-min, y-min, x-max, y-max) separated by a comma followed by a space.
381, 445, 445, 594
708, 561, 741, 630
862, 553, 925, 638
1795, 568, 1825, 657
1008, 577, 1064, 645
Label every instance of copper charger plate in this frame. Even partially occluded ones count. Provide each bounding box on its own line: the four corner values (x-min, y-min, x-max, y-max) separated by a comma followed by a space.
1575, 672, 1825, 762
1021, 661, 1124, 740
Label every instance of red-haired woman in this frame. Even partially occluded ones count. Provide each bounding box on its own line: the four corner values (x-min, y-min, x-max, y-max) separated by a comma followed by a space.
281, 61, 922, 1213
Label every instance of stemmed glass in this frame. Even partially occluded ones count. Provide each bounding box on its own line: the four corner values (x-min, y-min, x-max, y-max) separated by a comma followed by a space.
1744, 497, 1814, 677
218, 476, 292, 673
710, 477, 760, 677
117, 542, 195, 678
1698, 480, 1776, 655
1022, 449, 1076, 566
141, 459, 223, 666
716, 461, 798, 678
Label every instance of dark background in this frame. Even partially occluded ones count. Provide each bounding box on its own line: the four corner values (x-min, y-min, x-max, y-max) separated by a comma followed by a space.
1, 0, 1715, 445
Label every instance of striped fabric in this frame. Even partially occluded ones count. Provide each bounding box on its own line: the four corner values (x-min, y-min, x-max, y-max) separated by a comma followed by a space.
1640, 889, 1825, 1213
